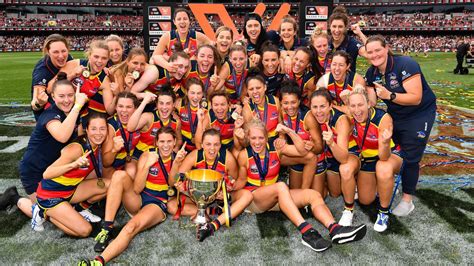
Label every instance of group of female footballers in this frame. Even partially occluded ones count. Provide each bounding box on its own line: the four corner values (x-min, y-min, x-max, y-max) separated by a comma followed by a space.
0, 6, 437, 265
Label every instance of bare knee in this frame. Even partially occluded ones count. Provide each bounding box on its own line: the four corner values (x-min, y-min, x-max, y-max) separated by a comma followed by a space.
339, 164, 356, 181
303, 152, 316, 163
304, 189, 324, 206
123, 219, 140, 236
76, 223, 92, 238
376, 163, 394, 183
239, 189, 253, 203
167, 201, 177, 215
275, 182, 290, 194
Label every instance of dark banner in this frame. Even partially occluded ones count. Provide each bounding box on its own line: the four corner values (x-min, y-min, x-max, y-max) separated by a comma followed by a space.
299, 1, 333, 38
143, 3, 175, 57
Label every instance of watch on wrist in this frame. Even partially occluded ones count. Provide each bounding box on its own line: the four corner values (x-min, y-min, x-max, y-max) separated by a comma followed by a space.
34, 102, 42, 109
390, 92, 396, 102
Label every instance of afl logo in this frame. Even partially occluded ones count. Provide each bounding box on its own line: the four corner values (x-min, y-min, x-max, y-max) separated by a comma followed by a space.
151, 128, 159, 136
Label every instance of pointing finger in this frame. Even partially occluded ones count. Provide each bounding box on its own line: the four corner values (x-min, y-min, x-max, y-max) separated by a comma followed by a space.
83, 150, 92, 158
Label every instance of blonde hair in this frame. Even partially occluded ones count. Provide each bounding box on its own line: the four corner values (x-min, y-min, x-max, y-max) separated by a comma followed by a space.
105, 34, 124, 49
85, 39, 109, 59
215, 26, 234, 40
347, 84, 369, 104
311, 26, 329, 43
229, 41, 248, 56
244, 118, 267, 138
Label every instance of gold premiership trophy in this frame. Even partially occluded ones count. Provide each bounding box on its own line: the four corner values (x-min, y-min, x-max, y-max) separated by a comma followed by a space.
185, 169, 224, 224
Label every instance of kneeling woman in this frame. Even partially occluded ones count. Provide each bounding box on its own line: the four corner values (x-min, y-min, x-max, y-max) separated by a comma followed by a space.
235, 119, 366, 252
85, 127, 186, 264
345, 86, 403, 232
33, 112, 109, 235
170, 128, 253, 241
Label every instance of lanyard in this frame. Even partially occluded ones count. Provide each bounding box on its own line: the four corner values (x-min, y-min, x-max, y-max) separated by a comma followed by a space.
252, 148, 269, 184
334, 73, 350, 104
322, 56, 329, 72
354, 109, 372, 158
286, 110, 300, 134
157, 153, 174, 184
187, 102, 198, 135
231, 69, 244, 97
176, 30, 190, 51
203, 151, 219, 170
117, 117, 133, 159
85, 137, 102, 178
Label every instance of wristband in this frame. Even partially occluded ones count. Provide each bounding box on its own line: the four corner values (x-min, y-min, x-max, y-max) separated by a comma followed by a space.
72, 104, 83, 112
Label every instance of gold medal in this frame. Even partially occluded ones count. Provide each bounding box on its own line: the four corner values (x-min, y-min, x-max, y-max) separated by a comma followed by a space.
260, 180, 266, 187
167, 188, 176, 197
97, 178, 105, 188
82, 70, 90, 78
231, 111, 239, 120
132, 70, 140, 80
126, 155, 132, 162
200, 99, 208, 109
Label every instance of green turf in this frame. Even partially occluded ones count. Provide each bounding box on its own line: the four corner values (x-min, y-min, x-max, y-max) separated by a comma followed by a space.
0, 52, 472, 264
0, 51, 83, 104
0, 52, 472, 109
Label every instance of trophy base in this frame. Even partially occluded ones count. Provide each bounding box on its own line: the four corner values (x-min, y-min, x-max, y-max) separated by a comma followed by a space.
192, 208, 210, 225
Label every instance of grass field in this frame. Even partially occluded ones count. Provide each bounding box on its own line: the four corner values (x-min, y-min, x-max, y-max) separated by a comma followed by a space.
0, 52, 472, 264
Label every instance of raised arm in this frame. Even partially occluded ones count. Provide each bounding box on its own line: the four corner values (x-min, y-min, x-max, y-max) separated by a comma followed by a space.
46, 85, 88, 143
43, 143, 89, 179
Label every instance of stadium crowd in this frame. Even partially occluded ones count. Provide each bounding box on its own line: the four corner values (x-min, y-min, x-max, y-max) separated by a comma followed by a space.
350, 11, 472, 29
0, 5, 446, 266
0, 14, 143, 29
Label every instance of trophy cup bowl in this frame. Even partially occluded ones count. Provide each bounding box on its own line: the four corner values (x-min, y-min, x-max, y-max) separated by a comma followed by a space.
185, 169, 223, 225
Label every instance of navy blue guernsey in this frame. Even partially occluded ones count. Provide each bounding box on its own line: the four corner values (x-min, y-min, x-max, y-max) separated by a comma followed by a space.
365, 55, 436, 120
263, 72, 286, 96
31, 55, 73, 120
19, 104, 79, 175
247, 31, 279, 57
329, 35, 362, 73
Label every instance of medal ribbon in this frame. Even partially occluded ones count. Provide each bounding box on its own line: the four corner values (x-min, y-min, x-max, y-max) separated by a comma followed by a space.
354, 108, 372, 159
231, 69, 244, 98
85, 137, 102, 178
117, 117, 133, 159
252, 147, 269, 184
204, 151, 219, 170
187, 102, 198, 135
286, 110, 300, 135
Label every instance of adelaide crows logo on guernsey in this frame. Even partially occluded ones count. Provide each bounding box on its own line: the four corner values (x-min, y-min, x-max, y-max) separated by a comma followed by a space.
250, 165, 258, 174
149, 166, 159, 176
180, 113, 190, 122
